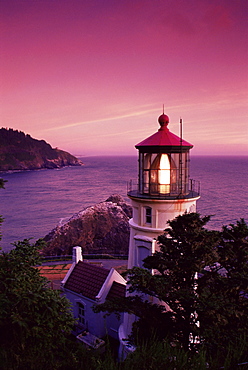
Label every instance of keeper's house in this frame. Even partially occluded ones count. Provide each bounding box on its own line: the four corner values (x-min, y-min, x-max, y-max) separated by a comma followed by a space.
61, 246, 126, 341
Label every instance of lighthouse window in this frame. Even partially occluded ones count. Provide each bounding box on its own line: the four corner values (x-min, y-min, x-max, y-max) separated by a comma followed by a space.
145, 207, 152, 224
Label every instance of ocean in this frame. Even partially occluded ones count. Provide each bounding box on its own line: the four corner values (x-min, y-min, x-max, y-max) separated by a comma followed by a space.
0, 156, 247, 253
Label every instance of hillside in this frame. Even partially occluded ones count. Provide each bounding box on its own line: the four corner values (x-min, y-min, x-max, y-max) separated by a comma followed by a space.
0, 128, 83, 171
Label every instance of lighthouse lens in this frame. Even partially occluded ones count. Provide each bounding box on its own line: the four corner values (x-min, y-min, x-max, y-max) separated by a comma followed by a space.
158, 154, 170, 193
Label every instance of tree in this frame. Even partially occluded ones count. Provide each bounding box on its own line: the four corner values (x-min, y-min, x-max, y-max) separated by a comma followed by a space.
0, 239, 76, 370
128, 213, 221, 349
95, 213, 248, 367
0, 178, 7, 244
197, 218, 248, 365
0, 178, 6, 189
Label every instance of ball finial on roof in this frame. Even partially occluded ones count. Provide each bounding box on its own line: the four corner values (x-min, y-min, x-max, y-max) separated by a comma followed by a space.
158, 113, 169, 128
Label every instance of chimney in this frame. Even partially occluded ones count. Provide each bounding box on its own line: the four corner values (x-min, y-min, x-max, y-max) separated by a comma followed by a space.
72, 246, 83, 264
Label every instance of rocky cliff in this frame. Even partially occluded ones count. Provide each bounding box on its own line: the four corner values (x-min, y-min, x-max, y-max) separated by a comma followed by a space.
42, 194, 132, 256
0, 128, 83, 171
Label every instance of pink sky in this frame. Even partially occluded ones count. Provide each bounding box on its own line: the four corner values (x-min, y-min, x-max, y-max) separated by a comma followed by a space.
1, 0, 247, 156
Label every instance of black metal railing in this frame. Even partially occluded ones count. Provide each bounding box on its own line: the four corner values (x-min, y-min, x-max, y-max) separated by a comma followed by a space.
127, 179, 200, 200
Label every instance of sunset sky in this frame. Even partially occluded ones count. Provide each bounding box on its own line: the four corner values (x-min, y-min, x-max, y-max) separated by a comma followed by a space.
1, 0, 247, 156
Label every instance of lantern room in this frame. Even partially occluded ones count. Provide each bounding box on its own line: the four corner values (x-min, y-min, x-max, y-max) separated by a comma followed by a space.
128, 113, 199, 199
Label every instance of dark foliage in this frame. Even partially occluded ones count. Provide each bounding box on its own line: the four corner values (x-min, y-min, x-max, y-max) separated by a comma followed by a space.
0, 239, 76, 369
95, 213, 248, 367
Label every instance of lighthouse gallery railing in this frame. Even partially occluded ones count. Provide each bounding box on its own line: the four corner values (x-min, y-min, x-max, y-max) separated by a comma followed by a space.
127, 178, 200, 200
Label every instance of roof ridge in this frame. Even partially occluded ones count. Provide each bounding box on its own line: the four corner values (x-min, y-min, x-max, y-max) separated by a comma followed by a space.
78, 260, 110, 272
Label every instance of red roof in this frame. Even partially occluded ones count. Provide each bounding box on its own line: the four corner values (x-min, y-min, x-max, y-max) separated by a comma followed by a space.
106, 281, 126, 300
64, 261, 110, 300
136, 114, 193, 148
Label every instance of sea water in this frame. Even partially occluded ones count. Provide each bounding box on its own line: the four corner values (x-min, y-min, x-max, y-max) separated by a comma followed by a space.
0, 156, 247, 252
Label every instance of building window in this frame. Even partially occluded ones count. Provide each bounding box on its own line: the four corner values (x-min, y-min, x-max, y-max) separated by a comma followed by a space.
145, 207, 152, 224
78, 302, 85, 325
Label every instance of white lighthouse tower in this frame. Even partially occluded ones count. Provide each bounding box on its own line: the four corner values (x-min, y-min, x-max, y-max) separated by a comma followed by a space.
119, 111, 200, 357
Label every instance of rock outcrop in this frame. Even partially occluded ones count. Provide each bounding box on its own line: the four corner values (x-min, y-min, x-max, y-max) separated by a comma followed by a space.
42, 195, 132, 256
0, 128, 83, 171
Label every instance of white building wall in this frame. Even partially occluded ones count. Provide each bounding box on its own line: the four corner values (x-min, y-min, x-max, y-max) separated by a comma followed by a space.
64, 290, 104, 338
131, 197, 199, 229
128, 196, 199, 268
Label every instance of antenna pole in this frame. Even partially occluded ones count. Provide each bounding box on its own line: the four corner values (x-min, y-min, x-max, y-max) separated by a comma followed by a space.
179, 118, 183, 195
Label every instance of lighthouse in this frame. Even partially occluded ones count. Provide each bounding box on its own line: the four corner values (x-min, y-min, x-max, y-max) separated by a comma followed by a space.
119, 111, 200, 357
126, 111, 200, 269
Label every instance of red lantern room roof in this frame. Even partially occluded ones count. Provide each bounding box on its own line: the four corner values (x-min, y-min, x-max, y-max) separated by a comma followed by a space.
135, 113, 193, 152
